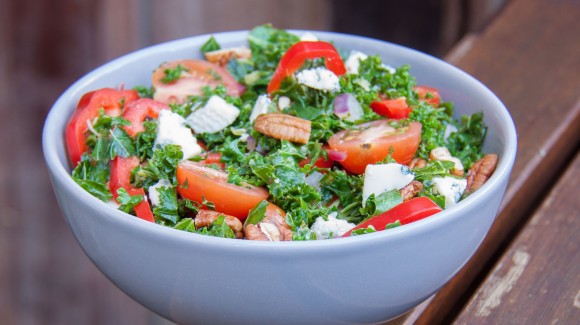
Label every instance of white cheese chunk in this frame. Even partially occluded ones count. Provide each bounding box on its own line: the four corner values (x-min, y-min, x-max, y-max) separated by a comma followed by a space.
444, 123, 458, 141
277, 96, 291, 110
363, 163, 415, 205
345, 51, 368, 75
311, 212, 356, 239
299, 32, 318, 42
155, 110, 202, 159
148, 179, 172, 206
296, 67, 340, 92
431, 176, 467, 208
186, 95, 240, 134
249, 94, 272, 122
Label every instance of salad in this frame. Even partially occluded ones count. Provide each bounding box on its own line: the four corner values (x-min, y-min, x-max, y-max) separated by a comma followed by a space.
67, 25, 498, 241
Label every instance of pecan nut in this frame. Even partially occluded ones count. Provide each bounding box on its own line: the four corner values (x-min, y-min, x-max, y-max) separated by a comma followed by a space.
465, 154, 498, 195
253, 113, 311, 144
204, 47, 251, 67
408, 158, 427, 169
195, 209, 244, 239
400, 180, 423, 201
244, 209, 293, 241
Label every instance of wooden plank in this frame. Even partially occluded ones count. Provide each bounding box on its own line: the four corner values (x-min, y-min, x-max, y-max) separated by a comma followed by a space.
149, 0, 331, 44
403, 0, 580, 323
0, 0, 153, 323
455, 153, 580, 324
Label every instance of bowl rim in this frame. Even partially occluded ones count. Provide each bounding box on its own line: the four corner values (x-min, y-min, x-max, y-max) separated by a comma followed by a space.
42, 29, 517, 249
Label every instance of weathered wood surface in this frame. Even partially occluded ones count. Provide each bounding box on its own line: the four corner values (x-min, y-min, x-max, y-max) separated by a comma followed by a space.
400, 0, 580, 323
454, 153, 580, 324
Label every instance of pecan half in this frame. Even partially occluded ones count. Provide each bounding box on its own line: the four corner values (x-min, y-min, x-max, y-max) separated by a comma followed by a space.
244, 210, 293, 241
400, 180, 423, 201
253, 113, 311, 144
465, 154, 498, 195
408, 158, 427, 169
204, 47, 251, 67
195, 209, 243, 239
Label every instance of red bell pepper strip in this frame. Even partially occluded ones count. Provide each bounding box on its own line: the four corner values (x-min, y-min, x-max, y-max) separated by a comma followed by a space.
122, 98, 170, 137
66, 88, 139, 166
342, 197, 442, 237
267, 41, 346, 93
109, 156, 155, 222
370, 96, 412, 119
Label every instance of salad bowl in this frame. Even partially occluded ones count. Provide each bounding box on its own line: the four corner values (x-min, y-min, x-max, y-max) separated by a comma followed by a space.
43, 30, 516, 324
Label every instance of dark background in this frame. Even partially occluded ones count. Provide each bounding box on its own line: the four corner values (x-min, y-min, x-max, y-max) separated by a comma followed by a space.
0, 0, 505, 323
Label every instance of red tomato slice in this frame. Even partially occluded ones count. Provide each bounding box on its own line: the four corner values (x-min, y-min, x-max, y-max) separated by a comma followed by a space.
413, 86, 441, 106
201, 152, 226, 170
122, 98, 169, 137
342, 197, 442, 237
66, 88, 139, 166
327, 120, 422, 174
152, 59, 243, 104
109, 157, 155, 222
267, 41, 346, 93
370, 97, 412, 119
176, 161, 269, 220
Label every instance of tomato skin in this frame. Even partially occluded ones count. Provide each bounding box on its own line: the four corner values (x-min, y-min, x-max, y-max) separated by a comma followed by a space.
327, 120, 422, 174
122, 98, 169, 137
176, 161, 269, 220
342, 197, 442, 237
109, 157, 155, 222
267, 41, 346, 93
66, 88, 139, 166
370, 97, 412, 119
414, 86, 441, 106
201, 152, 225, 170
152, 59, 243, 104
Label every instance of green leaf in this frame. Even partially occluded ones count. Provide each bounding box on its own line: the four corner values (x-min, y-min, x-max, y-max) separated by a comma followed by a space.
201, 36, 221, 53
373, 190, 403, 216
116, 188, 144, 213
197, 215, 235, 239
385, 220, 402, 229
244, 200, 269, 226
152, 186, 179, 224
109, 128, 136, 159
74, 179, 112, 202
174, 218, 196, 232
133, 85, 154, 98
351, 226, 376, 236
162, 64, 189, 84
413, 160, 454, 182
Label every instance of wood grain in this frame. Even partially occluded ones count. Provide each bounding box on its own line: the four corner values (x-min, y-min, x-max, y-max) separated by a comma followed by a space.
405, 0, 580, 323
455, 153, 580, 324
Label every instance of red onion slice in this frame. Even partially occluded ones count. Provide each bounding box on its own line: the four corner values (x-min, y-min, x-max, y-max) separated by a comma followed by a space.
328, 149, 347, 162
333, 93, 364, 122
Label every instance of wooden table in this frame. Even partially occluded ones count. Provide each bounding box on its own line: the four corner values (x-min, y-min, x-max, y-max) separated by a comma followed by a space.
0, 0, 578, 323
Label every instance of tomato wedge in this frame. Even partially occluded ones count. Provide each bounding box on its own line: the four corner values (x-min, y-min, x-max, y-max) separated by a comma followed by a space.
327, 120, 422, 174
152, 59, 243, 104
342, 197, 442, 237
267, 41, 346, 93
66, 88, 139, 166
414, 86, 441, 106
109, 157, 155, 222
201, 152, 226, 170
122, 98, 169, 137
176, 161, 269, 220
370, 96, 412, 119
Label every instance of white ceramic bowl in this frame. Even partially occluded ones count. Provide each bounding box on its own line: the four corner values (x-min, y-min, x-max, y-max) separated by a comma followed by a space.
43, 30, 516, 325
